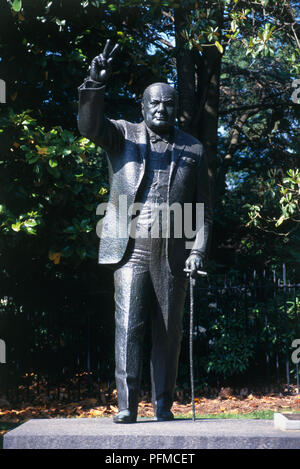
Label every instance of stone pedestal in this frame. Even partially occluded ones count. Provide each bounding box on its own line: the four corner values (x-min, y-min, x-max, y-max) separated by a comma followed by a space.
3, 417, 300, 449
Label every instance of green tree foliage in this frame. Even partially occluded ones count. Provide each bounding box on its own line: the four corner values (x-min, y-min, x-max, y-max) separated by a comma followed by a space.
0, 109, 106, 261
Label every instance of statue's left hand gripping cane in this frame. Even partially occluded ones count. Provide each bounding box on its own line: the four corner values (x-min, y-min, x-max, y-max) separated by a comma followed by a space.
184, 252, 207, 422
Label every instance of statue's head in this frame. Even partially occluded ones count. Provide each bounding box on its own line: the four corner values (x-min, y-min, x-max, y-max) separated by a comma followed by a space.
141, 82, 178, 135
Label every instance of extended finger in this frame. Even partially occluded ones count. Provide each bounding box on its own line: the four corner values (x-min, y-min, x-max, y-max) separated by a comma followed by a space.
103, 39, 112, 58
108, 43, 120, 58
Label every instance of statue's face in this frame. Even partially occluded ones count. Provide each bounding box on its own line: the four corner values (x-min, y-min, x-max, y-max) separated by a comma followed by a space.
142, 84, 177, 135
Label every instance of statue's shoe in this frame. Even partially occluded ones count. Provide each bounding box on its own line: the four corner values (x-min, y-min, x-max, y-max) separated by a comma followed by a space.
113, 409, 137, 424
156, 409, 174, 422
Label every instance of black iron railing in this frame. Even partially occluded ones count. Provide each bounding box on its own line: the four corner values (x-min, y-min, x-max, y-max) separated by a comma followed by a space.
0, 265, 299, 403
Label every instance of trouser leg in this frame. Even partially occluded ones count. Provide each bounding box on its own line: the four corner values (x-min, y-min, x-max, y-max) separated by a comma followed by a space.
150, 263, 188, 412
113, 264, 153, 413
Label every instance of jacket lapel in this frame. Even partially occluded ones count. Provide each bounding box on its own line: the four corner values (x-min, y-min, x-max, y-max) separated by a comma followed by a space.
135, 121, 148, 169
169, 127, 186, 186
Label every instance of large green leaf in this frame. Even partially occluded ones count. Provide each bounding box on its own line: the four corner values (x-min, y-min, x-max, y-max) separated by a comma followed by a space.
11, 0, 22, 12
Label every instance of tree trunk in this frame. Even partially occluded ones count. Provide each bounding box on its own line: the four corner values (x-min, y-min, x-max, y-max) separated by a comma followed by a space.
174, 7, 195, 134
195, 46, 221, 200
174, 6, 222, 202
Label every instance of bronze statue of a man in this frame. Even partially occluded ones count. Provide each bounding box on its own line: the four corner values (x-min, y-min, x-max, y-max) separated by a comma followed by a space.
78, 40, 212, 423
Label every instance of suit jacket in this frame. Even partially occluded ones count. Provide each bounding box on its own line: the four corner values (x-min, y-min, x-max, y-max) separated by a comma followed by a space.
78, 83, 212, 275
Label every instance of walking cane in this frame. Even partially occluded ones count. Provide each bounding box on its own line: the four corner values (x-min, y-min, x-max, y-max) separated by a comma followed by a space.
183, 268, 207, 421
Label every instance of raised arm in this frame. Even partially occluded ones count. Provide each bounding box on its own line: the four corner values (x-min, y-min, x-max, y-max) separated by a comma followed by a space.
78, 40, 123, 153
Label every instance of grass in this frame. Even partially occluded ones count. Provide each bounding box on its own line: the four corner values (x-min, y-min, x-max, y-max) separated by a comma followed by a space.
178, 409, 300, 420
175, 410, 280, 420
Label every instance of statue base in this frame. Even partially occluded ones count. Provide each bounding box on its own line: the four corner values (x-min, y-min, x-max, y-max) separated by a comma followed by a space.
3, 417, 300, 449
